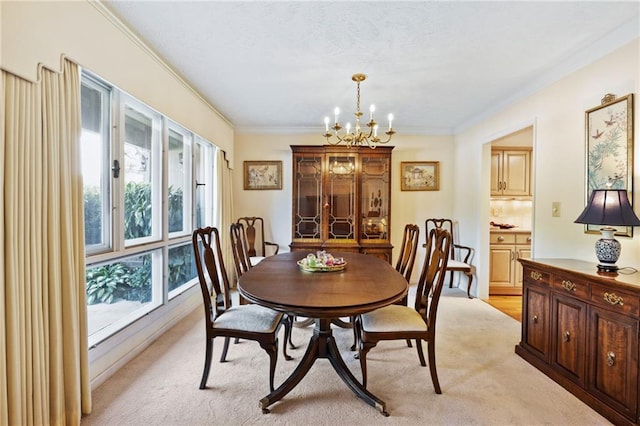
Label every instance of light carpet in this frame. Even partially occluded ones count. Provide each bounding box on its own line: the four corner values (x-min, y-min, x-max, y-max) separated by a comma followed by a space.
82, 288, 609, 425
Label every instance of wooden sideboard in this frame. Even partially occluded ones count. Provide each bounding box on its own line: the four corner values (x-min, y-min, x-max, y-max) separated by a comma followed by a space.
517, 258, 640, 425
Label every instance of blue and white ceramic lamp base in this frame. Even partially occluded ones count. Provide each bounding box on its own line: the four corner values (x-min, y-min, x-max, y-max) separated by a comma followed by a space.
595, 228, 621, 272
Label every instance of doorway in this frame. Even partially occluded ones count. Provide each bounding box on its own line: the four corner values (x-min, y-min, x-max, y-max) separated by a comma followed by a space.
488, 126, 534, 307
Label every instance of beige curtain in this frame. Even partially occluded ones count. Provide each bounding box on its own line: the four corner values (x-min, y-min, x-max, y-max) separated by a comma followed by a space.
1, 59, 90, 425
215, 149, 236, 282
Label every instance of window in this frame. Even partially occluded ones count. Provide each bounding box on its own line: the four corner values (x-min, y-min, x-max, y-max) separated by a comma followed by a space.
122, 97, 162, 245
81, 77, 111, 254
194, 137, 215, 228
81, 72, 217, 347
167, 123, 192, 237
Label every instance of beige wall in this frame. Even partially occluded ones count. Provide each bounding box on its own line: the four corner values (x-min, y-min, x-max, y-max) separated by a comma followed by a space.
455, 39, 639, 299
233, 133, 455, 281
1, 1, 234, 158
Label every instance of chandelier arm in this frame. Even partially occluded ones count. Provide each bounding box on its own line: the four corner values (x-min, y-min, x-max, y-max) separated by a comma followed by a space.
376, 131, 395, 144
325, 130, 344, 144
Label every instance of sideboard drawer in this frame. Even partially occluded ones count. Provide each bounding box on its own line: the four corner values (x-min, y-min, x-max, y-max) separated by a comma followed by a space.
591, 284, 639, 317
552, 275, 590, 299
523, 267, 550, 286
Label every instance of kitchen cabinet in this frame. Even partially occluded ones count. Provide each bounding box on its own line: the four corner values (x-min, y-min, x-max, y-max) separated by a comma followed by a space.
489, 231, 531, 295
491, 148, 531, 197
289, 145, 393, 262
517, 258, 640, 425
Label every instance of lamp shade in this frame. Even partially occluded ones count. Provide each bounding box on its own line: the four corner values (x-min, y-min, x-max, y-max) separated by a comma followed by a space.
574, 189, 640, 226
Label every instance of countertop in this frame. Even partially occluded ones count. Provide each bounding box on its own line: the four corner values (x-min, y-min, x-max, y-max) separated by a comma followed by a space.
489, 228, 531, 234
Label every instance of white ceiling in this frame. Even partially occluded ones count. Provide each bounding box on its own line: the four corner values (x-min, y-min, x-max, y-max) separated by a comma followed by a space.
103, 1, 639, 135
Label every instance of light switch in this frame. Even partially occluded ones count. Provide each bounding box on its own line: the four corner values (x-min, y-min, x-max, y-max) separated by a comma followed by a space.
552, 202, 561, 217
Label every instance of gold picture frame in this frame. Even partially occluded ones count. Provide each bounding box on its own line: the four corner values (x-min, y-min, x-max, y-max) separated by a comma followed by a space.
400, 161, 440, 191
585, 93, 634, 236
243, 161, 283, 190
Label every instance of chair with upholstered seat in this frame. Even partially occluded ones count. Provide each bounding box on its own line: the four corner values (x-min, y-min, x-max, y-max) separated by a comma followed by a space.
426, 218, 475, 298
236, 216, 279, 266
192, 226, 291, 392
351, 224, 419, 351
354, 226, 452, 392
230, 222, 295, 349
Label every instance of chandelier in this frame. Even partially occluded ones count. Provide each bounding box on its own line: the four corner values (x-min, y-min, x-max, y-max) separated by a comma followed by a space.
323, 73, 395, 148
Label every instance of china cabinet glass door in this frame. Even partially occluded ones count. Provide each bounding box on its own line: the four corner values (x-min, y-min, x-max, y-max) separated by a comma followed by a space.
293, 155, 322, 240
360, 155, 390, 241
326, 154, 357, 241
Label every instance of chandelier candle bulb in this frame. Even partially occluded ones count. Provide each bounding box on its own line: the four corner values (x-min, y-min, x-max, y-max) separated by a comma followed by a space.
370, 104, 375, 119
388, 113, 393, 130
334, 107, 339, 123
324, 116, 329, 131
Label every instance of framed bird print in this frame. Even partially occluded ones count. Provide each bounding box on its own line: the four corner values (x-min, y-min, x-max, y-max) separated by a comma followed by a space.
585, 93, 634, 236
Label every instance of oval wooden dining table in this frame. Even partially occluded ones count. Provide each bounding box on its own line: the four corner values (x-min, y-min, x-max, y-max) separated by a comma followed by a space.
238, 251, 408, 416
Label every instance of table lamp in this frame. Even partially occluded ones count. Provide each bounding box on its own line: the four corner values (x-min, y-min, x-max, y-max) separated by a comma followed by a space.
574, 189, 640, 272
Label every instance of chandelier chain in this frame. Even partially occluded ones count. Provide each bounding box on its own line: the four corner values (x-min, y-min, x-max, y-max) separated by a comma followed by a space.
356, 81, 361, 115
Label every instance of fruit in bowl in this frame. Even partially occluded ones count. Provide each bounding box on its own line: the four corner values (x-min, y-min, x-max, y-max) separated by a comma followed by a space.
307, 252, 345, 267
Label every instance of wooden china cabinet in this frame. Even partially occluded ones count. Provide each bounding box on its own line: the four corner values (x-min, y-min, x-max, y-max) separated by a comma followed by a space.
289, 145, 393, 262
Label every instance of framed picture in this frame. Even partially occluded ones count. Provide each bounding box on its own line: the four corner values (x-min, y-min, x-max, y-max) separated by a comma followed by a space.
400, 161, 440, 191
243, 161, 282, 190
585, 93, 634, 236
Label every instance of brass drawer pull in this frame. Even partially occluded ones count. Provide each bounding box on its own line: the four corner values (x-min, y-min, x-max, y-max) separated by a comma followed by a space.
532, 315, 538, 324
607, 351, 616, 367
562, 331, 570, 342
561, 280, 576, 292
603, 292, 624, 306
497, 236, 505, 242
530, 271, 542, 281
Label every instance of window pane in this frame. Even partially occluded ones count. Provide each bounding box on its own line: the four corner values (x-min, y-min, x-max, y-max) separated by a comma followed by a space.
86, 250, 161, 345
168, 129, 184, 233
195, 140, 213, 228
123, 105, 157, 243
81, 81, 110, 251
168, 242, 197, 296
168, 126, 191, 236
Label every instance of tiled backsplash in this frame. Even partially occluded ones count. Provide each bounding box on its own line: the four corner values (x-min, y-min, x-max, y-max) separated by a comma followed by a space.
490, 199, 532, 230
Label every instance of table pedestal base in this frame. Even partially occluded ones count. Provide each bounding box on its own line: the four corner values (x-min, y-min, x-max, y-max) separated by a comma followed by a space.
260, 318, 389, 416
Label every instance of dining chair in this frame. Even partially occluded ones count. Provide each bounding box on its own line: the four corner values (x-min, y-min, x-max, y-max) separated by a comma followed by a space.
354, 227, 452, 393
192, 226, 291, 392
230, 222, 295, 349
394, 223, 420, 306
351, 224, 420, 351
426, 218, 475, 298
236, 216, 279, 265
230, 222, 252, 281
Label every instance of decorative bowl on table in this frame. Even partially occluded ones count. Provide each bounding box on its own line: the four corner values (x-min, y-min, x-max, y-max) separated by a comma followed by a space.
297, 252, 347, 272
